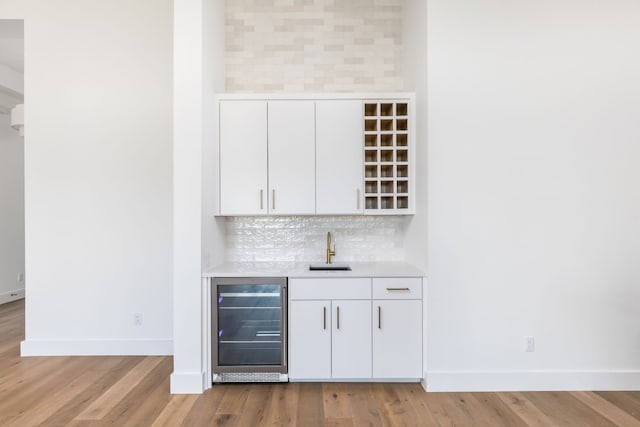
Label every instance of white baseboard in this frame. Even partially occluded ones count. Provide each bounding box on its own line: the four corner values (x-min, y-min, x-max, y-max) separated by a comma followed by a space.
425, 370, 640, 392
0, 288, 25, 305
170, 371, 206, 394
20, 339, 172, 356
421, 371, 428, 391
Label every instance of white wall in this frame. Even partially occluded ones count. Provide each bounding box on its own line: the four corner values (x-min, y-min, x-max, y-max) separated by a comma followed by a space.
202, 0, 226, 270
401, 0, 428, 390
427, 0, 640, 390
402, 0, 428, 272
0, 113, 24, 304
2, 1, 174, 355
172, 0, 227, 393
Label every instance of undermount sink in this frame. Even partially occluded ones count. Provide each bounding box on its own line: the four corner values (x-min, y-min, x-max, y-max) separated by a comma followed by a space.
309, 263, 352, 271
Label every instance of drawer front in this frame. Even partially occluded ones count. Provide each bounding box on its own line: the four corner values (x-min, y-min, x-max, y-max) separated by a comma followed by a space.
372, 277, 422, 299
289, 278, 371, 300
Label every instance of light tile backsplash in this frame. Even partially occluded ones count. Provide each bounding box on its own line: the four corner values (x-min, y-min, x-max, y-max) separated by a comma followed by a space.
225, 216, 409, 263
225, 0, 404, 92
221, 1, 408, 262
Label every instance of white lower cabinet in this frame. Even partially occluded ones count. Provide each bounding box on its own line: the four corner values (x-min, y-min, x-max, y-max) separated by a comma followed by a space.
371, 277, 423, 379
288, 278, 371, 380
289, 300, 331, 379
331, 300, 372, 378
372, 299, 422, 378
289, 299, 371, 380
289, 277, 422, 381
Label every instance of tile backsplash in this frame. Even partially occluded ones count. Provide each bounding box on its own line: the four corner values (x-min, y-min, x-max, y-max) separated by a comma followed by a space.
221, 1, 408, 263
225, 0, 404, 92
225, 216, 409, 263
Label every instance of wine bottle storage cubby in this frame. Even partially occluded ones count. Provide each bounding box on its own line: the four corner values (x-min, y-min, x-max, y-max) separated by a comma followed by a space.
363, 100, 411, 212
380, 149, 393, 162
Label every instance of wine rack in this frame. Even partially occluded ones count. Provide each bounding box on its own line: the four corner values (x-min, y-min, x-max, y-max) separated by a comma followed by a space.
363, 100, 411, 213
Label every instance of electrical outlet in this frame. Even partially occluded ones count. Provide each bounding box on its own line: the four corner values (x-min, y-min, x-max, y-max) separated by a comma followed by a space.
524, 336, 535, 352
134, 313, 143, 326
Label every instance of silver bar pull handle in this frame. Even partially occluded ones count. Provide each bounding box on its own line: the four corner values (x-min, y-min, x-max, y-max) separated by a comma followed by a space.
260, 189, 264, 210
378, 305, 381, 329
357, 188, 361, 210
272, 189, 276, 210
323, 306, 327, 330
336, 306, 340, 330
386, 287, 411, 291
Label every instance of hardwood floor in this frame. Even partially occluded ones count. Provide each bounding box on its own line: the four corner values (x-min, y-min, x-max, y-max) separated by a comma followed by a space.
2, 299, 640, 426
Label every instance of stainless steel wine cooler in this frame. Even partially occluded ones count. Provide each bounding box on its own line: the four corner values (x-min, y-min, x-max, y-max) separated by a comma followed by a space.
212, 277, 288, 383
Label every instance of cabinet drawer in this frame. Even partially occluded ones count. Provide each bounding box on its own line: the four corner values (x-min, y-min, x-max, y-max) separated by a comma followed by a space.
290, 278, 371, 300
372, 277, 422, 299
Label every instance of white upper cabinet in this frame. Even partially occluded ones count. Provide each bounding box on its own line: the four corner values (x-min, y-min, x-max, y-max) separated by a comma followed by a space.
217, 94, 414, 216
219, 100, 315, 215
268, 101, 316, 215
219, 100, 268, 216
316, 100, 364, 215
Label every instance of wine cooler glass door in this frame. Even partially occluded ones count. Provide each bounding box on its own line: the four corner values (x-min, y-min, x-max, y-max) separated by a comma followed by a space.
214, 279, 286, 372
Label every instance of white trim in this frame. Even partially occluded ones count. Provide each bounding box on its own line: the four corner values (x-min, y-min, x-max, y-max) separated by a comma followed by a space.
0, 289, 24, 305
203, 277, 212, 391
215, 92, 415, 101
170, 371, 206, 394
425, 370, 640, 392
20, 339, 172, 356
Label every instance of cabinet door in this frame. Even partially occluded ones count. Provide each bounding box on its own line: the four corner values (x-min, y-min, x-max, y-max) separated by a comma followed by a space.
332, 300, 371, 378
289, 300, 331, 380
219, 101, 268, 215
372, 299, 422, 378
268, 101, 316, 214
316, 101, 364, 214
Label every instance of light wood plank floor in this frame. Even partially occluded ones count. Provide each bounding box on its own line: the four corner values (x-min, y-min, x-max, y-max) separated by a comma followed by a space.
2, 299, 640, 426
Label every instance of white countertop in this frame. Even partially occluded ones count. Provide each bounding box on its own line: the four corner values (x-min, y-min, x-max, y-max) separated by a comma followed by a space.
203, 261, 425, 278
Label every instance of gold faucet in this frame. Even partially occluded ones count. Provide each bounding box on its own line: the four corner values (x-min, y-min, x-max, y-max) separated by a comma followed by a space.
326, 232, 336, 264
